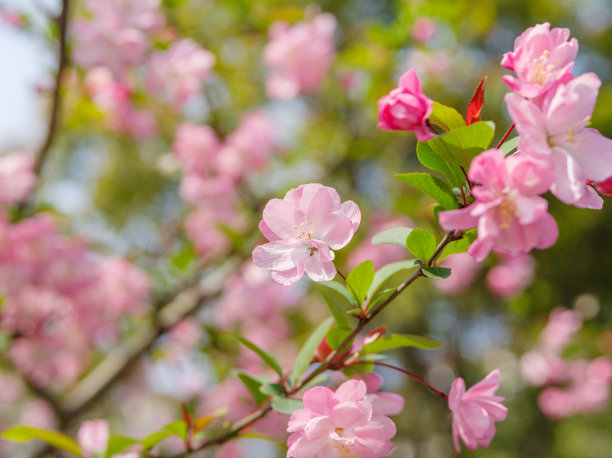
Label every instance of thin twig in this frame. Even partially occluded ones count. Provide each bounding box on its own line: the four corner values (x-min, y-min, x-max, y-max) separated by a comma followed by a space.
495, 123, 515, 150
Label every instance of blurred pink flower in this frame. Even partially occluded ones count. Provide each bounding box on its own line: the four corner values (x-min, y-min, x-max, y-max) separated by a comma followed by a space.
78, 420, 109, 458
172, 123, 221, 175
519, 350, 567, 386
411, 18, 436, 43
501, 23, 578, 99
147, 38, 215, 108
253, 183, 360, 286
377, 70, 434, 141
539, 307, 582, 352
434, 253, 482, 294
448, 369, 507, 453
486, 253, 535, 299
287, 379, 397, 457
0, 153, 36, 207
439, 150, 558, 261
506, 73, 612, 208
1, 9, 23, 28
264, 13, 336, 99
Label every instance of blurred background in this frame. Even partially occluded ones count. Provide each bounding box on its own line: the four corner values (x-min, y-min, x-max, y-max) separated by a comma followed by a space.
0, 0, 611, 456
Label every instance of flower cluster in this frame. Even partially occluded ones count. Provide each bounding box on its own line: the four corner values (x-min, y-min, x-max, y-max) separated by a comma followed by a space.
264, 12, 336, 99
520, 308, 612, 418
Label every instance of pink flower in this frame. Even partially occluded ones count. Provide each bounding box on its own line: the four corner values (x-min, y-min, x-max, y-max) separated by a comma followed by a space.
360, 373, 405, 416
439, 149, 558, 261
434, 253, 482, 294
593, 176, 612, 196
539, 307, 582, 352
506, 72, 612, 208
253, 184, 360, 286
172, 123, 221, 175
264, 13, 336, 99
147, 38, 215, 108
287, 379, 397, 457
519, 350, 567, 386
411, 18, 436, 43
448, 369, 508, 453
0, 153, 36, 207
486, 254, 535, 299
501, 23, 578, 99
78, 420, 109, 458
377, 70, 434, 141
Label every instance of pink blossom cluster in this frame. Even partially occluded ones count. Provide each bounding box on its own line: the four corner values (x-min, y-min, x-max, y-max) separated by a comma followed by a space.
0, 214, 150, 386
520, 308, 612, 418
503, 23, 612, 209
0, 153, 36, 206
252, 183, 361, 286
172, 111, 277, 259
264, 12, 336, 99
287, 379, 401, 457
78, 419, 139, 458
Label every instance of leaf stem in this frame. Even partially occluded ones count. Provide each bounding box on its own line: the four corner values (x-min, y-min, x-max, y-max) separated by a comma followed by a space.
495, 123, 515, 149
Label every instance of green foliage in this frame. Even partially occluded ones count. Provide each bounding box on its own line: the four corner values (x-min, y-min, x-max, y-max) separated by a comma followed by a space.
319, 291, 349, 327
231, 334, 284, 378
289, 317, 334, 387
371, 226, 413, 248
141, 421, 188, 451
326, 325, 353, 350
429, 101, 467, 131
500, 136, 520, 155
367, 259, 421, 300
346, 260, 375, 303
271, 397, 303, 415
361, 334, 442, 354
395, 172, 459, 210
317, 280, 357, 306
422, 266, 452, 279
406, 229, 437, 261
439, 232, 477, 260
417, 141, 467, 189
1, 426, 82, 456
238, 372, 271, 405
106, 436, 139, 458
425, 121, 495, 170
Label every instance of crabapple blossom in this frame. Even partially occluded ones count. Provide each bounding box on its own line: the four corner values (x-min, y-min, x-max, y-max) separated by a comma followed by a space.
78, 420, 109, 458
252, 183, 361, 286
592, 176, 612, 196
263, 12, 336, 99
360, 373, 405, 416
448, 369, 507, 453
501, 23, 578, 100
539, 307, 582, 352
0, 153, 36, 206
439, 149, 558, 261
486, 254, 535, 299
146, 38, 216, 109
377, 70, 434, 140
287, 379, 397, 457
506, 72, 612, 208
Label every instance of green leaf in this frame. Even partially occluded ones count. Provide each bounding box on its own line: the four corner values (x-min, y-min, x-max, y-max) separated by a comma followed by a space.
371, 226, 412, 247
289, 317, 334, 387
367, 288, 396, 311
346, 260, 375, 303
361, 334, 442, 354
367, 260, 420, 299
416, 141, 466, 189
326, 326, 353, 350
106, 436, 139, 458
429, 101, 467, 131
395, 173, 459, 210
406, 229, 437, 261
141, 421, 188, 451
422, 266, 452, 279
260, 383, 285, 397
317, 281, 357, 306
170, 244, 196, 271
271, 397, 304, 414
1, 426, 82, 456
499, 136, 519, 155
439, 233, 477, 260
238, 373, 270, 405
319, 291, 348, 327
231, 334, 284, 378
426, 121, 495, 169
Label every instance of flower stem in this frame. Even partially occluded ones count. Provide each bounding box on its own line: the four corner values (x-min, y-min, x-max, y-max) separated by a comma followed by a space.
495, 123, 515, 149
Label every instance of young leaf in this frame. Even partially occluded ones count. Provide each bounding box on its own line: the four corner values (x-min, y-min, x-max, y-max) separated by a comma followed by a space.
422, 266, 452, 279
106, 436, 139, 458
366, 288, 396, 311
361, 334, 442, 354
426, 121, 495, 169
406, 229, 437, 261
429, 101, 467, 131
439, 233, 477, 260
289, 317, 334, 387
238, 372, 270, 405
367, 259, 420, 299
319, 291, 349, 327
260, 383, 285, 397
326, 326, 353, 350
416, 141, 466, 189
1, 426, 82, 456
271, 397, 303, 415
499, 136, 519, 155
346, 260, 375, 303
371, 226, 412, 248
466, 76, 487, 125
395, 172, 459, 210
317, 280, 357, 306
141, 421, 188, 451
231, 334, 284, 378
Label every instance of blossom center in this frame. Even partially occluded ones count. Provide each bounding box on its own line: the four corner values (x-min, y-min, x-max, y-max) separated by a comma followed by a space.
531, 50, 554, 85
498, 195, 519, 229
332, 430, 356, 458
293, 220, 315, 241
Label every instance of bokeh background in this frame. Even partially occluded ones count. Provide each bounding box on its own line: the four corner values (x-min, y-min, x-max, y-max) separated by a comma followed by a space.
1, 0, 611, 456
